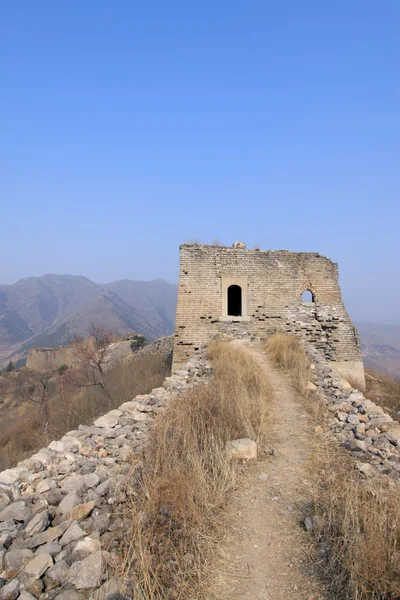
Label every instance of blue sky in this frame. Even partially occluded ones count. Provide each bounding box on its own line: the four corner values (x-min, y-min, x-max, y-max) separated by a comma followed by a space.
1, 1, 399, 322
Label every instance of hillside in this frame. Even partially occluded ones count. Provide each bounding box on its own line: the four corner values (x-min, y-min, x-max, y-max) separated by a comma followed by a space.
0, 275, 177, 364
356, 322, 400, 377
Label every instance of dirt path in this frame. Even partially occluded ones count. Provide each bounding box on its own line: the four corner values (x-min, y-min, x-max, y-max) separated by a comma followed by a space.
210, 342, 325, 600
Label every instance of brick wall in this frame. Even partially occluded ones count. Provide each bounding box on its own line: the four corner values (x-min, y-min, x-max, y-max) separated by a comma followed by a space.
172, 244, 364, 385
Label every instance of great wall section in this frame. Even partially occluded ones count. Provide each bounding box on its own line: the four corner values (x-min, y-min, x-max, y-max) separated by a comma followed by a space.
1, 243, 399, 599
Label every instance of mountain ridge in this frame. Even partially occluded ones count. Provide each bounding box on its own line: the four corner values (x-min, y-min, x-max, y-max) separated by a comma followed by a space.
0, 274, 177, 364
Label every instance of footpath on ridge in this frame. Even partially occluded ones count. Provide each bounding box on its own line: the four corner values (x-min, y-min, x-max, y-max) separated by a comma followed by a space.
210, 342, 326, 600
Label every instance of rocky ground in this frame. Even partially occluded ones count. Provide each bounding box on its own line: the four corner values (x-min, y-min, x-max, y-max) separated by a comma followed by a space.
0, 350, 211, 600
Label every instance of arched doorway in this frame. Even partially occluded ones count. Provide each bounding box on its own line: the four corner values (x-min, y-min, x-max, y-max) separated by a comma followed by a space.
227, 285, 242, 316
301, 290, 314, 303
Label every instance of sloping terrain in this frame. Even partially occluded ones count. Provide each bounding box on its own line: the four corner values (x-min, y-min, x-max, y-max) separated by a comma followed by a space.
0, 275, 177, 364
356, 322, 400, 377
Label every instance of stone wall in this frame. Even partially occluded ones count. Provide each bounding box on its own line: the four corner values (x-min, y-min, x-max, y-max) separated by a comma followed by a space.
26, 348, 79, 372
172, 243, 365, 388
0, 350, 211, 600
308, 345, 400, 479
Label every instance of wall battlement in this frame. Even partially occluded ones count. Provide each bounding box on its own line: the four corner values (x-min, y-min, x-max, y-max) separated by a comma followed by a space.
172, 242, 365, 388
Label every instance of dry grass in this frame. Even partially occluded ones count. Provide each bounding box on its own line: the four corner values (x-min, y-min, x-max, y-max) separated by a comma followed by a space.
115, 341, 273, 599
264, 333, 311, 393
0, 353, 169, 470
308, 435, 400, 600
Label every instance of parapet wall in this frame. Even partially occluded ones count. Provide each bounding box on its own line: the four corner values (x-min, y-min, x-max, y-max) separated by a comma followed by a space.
26, 347, 79, 372
173, 244, 365, 388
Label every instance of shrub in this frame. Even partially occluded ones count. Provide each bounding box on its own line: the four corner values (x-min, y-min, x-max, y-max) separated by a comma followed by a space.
264, 333, 311, 392
130, 334, 146, 351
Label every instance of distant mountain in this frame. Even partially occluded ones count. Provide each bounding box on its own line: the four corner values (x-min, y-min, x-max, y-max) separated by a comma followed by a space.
356, 322, 400, 378
0, 275, 177, 364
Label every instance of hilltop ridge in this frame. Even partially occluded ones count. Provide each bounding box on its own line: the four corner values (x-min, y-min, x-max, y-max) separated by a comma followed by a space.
0, 275, 177, 364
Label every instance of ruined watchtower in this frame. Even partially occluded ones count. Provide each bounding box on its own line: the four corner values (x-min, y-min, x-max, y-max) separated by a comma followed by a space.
172, 242, 365, 389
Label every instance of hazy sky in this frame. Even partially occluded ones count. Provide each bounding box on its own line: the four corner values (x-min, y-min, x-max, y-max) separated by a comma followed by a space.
1, 1, 399, 323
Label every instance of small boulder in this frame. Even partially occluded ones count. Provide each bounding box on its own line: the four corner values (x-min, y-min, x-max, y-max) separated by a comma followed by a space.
25, 510, 51, 536
226, 439, 257, 460
0, 501, 30, 523
4, 549, 34, 578
23, 552, 53, 578
0, 579, 19, 600
67, 550, 103, 589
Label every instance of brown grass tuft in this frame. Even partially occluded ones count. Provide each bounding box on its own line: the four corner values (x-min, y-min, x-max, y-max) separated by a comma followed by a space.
309, 437, 400, 599
264, 333, 311, 393
115, 342, 273, 599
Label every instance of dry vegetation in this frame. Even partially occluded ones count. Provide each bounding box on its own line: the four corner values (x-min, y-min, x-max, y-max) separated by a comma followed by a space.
309, 439, 400, 600
0, 352, 170, 471
264, 332, 311, 393
266, 333, 400, 599
114, 341, 273, 599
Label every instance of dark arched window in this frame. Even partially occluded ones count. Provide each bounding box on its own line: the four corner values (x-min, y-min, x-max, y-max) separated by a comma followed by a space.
302, 290, 314, 303
228, 285, 242, 316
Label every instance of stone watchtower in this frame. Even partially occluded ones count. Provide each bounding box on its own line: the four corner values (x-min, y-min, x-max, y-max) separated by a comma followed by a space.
172, 242, 365, 389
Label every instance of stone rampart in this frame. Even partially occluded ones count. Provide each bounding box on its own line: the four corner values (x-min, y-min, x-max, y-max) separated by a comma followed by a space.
26, 348, 79, 372
0, 349, 211, 600
173, 243, 365, 388
307, 345, 400, 479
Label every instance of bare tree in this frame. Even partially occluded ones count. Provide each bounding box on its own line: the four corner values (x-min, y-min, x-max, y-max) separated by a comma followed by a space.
27, 366, 59, 423
66, 324, 116, 398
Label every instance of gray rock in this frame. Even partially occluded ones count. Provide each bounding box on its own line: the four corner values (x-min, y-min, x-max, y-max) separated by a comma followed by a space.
0, 501, 31, 523
60, 474, 87, 495
18, 593, 37, 600
43, 559, 69, 590
356, 462, 375, 476
82, 473, 100, 489
0, 533, 12, 549
93, 413, 120, 428
347, 414, 359, 426
58, 491, 82, 516
96, 479, 112, 496
91, 513, 110, 534
0, 580, 19, 600
69, 537, 99, 562
0, 468, 27, 485
25, 510, 51, 536
36, 479, 57, 494
44, 488, 64, 506
34, 541, 61, 557
16, 572, 43, 597
347, 439, 368, 453
67, 550, 103, 589
0, 494, 10, 513
4, 548, 34, 577
59, 522, 85, 546
23, 552, 53, 578
26, 521, 70, 548
226, 438, 257, 459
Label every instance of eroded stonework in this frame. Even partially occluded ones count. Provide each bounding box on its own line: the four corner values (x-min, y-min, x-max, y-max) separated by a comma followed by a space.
172, 243, 365, 388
